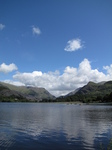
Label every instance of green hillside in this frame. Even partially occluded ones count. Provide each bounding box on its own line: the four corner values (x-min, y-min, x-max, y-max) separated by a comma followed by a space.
55, 81, 112, 103
0, 82, 55, 102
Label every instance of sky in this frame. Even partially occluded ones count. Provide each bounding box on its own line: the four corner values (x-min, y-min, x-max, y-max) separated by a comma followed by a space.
0, 0, 112, 97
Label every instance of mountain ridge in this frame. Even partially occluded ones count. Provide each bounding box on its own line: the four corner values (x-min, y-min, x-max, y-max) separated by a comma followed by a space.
55, 80, 112, 103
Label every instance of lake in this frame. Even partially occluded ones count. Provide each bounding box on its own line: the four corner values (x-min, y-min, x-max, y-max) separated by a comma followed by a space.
0, 103, 112, 150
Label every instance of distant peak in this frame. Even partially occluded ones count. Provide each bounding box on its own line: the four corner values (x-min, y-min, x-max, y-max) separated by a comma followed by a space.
87, 81, 96, 85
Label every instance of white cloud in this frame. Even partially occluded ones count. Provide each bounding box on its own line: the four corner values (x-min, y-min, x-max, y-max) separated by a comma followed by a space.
11, 58, 112, 97
0, 23, 5, 30
103, 64, 112, 76
32, 26, 41, 35
64, 38, 83, 52
0, 63, 18, 73
4, 80, 25, 86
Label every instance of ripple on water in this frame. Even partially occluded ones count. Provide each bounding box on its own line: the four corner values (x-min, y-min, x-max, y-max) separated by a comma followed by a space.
0, 103, 112, 150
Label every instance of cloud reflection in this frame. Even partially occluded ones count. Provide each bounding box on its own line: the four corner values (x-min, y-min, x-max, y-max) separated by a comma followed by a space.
0, 104, 112, 149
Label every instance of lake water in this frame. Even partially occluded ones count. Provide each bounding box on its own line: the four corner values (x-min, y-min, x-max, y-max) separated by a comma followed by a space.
0, 103, 112, 150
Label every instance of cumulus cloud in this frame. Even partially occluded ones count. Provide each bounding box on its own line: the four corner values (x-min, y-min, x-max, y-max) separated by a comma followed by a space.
0, 63, 18, 73
64, 38, 83, 52
103, 64, 112, 76
0, 23, 5, 30
11, 58, 112, 97
4, 80, 25, 86
32, 26, 41, 35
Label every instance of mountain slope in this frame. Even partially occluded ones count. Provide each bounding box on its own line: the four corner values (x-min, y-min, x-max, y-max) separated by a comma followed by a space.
76, 81, 112, 96
0, 82, 55, 102
56, 81, 112, 103
65, 87, 81, 97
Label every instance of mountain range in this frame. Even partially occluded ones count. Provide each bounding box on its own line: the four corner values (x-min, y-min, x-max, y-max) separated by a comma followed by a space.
0, 80, 112, 103
55, 81, 112, 103
0, 82, 55, 102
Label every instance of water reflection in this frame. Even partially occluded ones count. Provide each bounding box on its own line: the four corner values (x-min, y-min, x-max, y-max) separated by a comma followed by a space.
0, 103, 112, 150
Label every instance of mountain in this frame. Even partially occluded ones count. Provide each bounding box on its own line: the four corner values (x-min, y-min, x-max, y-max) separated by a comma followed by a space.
56, 81, 112, 103
65, 87, 81, 97
0, 82, 55, 102
1, 81, 112, 103
76, 81, 112, 96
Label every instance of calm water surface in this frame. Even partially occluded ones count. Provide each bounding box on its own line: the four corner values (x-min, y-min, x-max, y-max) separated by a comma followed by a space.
0, 103, 112, 150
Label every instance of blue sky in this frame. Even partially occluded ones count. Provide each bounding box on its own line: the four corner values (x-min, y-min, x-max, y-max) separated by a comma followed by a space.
0, 0, 112, 96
